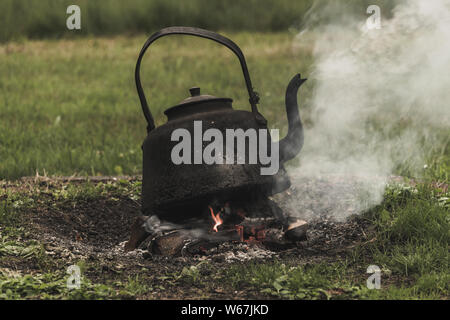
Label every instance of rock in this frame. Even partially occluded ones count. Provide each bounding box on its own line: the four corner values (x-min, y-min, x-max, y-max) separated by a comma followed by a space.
124, 215, 150, 252
150, 231, 190, 256
284, 219, 308, 241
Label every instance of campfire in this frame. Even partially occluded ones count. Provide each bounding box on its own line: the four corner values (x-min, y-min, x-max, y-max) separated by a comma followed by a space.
207, 202, 273, 243
125, 196, 308, 257
209, 206, 223, 233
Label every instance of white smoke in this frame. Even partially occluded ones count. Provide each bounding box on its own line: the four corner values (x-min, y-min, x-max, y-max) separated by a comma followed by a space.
285, 0, 450, 221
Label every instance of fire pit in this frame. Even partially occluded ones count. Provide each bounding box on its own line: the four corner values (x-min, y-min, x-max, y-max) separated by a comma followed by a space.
125, 196, 308, 257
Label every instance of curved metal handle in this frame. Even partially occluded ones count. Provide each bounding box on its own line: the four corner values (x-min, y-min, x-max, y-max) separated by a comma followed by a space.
135, 26, 260, 131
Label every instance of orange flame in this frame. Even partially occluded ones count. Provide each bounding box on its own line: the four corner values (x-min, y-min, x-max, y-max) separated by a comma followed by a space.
209, 206, 223, 232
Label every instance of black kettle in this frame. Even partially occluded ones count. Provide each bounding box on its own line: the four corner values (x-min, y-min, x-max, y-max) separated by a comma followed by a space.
135, 27, 306, 219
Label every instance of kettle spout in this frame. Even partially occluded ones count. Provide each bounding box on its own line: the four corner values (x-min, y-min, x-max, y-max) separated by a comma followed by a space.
279, 74, 307, 163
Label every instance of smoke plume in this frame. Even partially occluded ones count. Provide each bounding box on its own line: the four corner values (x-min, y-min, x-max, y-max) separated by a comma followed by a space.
285, 0, 450, 221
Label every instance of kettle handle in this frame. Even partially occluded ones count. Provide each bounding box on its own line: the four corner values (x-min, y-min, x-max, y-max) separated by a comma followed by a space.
135, 26, 261, 131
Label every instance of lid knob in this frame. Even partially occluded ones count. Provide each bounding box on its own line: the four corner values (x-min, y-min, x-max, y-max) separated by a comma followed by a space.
189, 87, 201, 97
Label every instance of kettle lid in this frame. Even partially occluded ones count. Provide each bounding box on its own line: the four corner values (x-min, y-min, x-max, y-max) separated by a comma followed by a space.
164, 86, 233, 118
174, 87, 232, 107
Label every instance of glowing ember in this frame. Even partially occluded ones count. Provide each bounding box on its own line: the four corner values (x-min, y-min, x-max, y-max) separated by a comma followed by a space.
209, 206, 223, 232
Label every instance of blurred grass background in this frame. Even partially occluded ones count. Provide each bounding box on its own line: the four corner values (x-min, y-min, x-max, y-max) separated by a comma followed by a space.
0, 0, 396, 42
0, 33, 314, 178
0, 0, 311, 42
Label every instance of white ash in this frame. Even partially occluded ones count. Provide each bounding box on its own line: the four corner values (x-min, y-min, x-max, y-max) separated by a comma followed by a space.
111, 241, 147, 259
223, 245, 276, 263
186, 242, 277, 263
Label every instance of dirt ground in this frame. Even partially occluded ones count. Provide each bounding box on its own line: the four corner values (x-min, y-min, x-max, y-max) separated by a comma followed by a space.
0, 176, 383, 299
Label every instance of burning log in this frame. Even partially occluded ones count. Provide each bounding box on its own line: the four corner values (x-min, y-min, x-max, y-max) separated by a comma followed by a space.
150, 229, 241, 257
235, 224, 266, 242
182, 230, 241, 255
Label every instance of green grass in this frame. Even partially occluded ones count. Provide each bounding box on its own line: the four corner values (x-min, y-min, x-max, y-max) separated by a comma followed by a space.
0, 270, 149, 300
367, 185, 449, 280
